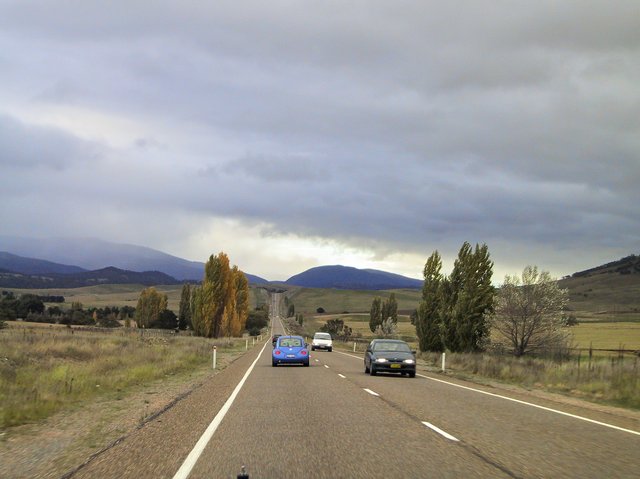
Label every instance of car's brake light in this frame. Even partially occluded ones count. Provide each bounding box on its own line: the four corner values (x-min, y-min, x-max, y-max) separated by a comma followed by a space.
300, 350, 307, 355
274, 350, 281, 355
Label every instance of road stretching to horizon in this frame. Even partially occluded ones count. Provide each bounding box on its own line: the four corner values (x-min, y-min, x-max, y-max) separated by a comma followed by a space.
71, 293, 640, 478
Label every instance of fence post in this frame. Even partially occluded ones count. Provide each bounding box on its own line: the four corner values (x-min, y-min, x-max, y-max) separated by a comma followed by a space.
442, 352, 446, 373
245, 339, 248, 351
212, 346, 217, 370
353, 342, 356, 352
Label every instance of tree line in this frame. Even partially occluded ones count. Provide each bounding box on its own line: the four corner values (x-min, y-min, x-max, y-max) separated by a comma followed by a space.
413, 242, 570, 356
0, 291, 135, 327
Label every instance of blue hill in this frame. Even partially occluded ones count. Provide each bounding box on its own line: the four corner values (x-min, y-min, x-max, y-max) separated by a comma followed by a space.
285, 265, 422, 290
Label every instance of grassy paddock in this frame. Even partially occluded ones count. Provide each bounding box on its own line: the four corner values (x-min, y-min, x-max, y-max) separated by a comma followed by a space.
0, 326, 249, 429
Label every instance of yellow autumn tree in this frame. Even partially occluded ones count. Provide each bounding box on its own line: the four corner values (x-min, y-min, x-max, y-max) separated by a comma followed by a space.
232, 266, 250, 336
193, 253, 250, 338
134, 287, 168, 328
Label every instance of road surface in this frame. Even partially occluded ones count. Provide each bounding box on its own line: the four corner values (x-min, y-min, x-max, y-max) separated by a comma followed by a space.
72, 293, 640, 478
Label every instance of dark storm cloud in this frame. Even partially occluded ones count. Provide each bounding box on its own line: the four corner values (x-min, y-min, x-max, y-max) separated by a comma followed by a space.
0, 1, 638, 277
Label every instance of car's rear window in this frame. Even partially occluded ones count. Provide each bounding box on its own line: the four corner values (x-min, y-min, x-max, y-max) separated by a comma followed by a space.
373, 342, 411, 352
279, 338, 303, 347
314, 333, 331, 340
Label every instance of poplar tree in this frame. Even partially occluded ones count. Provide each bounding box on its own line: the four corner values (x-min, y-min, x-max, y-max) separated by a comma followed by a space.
415, 251, 444, 352
191, 252, 250, 338
369, 297, 382, 333
233, 266, 250, 337
450, 243, 494, 352
178, 283, 191, 330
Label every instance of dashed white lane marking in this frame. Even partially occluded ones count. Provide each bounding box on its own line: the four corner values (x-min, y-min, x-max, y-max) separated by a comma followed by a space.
315, 359, 319, 362
364, 388, 380, 397
336, 350, 640, 437
172, 339, 270, 479
338, 374, 346, 379
422, 421, 459, 442
324, 364, 330, 369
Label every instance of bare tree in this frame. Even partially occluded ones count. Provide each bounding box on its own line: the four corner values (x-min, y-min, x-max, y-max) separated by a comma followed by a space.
378, 317, 398, 337
491, 266, 569, 356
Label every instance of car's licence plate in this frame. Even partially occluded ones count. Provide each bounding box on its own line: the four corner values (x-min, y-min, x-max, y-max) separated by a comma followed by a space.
390, 363, 401, 369
286, 354, 295, 358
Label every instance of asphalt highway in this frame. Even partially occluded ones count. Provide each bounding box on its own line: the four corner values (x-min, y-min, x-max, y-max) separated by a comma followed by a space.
72, 294, 640, 478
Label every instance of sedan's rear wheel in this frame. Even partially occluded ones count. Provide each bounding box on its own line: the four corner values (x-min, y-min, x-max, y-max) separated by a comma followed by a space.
370, 364, 377, 376
408, 371, 416, 378
364, 362, 370, 374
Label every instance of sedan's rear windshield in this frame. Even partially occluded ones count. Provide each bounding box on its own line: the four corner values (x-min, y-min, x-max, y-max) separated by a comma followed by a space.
314, 333, 331, 340
279, 338, 303, 347
373, 342, 411, 352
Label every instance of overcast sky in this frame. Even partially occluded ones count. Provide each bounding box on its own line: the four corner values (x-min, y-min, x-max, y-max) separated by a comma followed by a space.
1, 1, 638, 281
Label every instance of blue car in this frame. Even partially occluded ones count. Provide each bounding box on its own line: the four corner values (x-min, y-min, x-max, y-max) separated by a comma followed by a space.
272, 335, 310, 367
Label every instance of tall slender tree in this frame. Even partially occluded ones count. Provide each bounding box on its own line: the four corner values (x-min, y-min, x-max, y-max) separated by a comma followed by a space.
178, 283, 191, 330
438, 242, 495, 352
369, 297, 382, 333
415, 251, 444, 352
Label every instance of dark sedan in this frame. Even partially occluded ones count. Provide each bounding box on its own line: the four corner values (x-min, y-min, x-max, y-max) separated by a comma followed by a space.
364, 339, 416, 378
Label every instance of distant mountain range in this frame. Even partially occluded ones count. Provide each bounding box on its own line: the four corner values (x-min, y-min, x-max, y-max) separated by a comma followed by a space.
0, 236, 268, 284
0, 237, 637, 293
0, 265, 178, 289
0, 237, 424, 290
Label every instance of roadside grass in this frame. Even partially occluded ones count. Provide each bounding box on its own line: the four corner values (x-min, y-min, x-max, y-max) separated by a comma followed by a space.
0, 326, 249, 429
417, 351, 640, 410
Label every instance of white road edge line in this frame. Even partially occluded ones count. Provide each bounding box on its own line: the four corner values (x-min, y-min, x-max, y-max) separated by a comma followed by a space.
335, 351, 640, 436
338, 374, 346, 379
172, 339, 271, 479
422, 422, 459, 442
417, 373, 640, 437
364, 388, 380, 397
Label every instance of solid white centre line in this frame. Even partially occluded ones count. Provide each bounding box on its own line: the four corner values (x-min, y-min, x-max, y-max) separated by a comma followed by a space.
422, 422, 459, 442
364, 388, 380, 397
172, 339, 270, 479
338, 374, 346, 379
324, 364, 330, 369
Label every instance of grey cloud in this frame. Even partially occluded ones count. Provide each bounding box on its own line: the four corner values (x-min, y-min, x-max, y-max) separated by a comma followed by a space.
0, 115, 103, 169
0, 1, 638, 278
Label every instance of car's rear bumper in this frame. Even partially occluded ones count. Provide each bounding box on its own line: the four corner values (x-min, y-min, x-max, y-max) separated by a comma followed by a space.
373, 363, 416, 374
312, 344, 332, 350
273, 357, 309, 364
